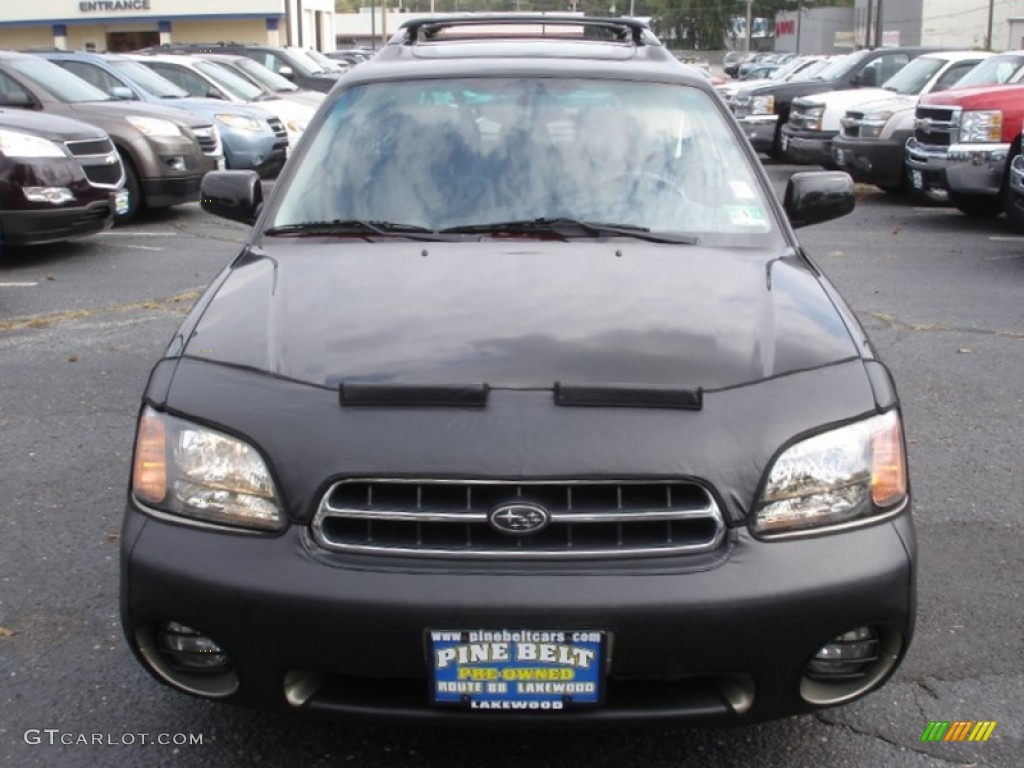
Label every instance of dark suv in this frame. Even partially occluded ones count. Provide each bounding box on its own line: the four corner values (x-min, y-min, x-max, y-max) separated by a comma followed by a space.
0, 109, 127, 246
140, 43, 342, 93
123, 16, 914, 726
0, 51, 222, 221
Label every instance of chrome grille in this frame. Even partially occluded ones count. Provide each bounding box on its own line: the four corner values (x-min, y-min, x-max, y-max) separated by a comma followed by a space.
913, 106, 959, 147
313, 479, 726, 559
841, 111, 863, 139
192, 125, 221, 156
65, 139, 124, 189
65, 138, 115, 157
267, 117, 287, 140
80, 162, 123, 187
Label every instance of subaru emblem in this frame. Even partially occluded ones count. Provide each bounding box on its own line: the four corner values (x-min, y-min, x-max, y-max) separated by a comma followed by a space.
489, 503, 550, 536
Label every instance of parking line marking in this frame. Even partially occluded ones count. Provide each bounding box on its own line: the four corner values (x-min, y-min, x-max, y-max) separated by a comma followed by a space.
97, 231, 174, 237
988, 236, 1024, 242
122, 245, 164, 251
0, 282, 38, 287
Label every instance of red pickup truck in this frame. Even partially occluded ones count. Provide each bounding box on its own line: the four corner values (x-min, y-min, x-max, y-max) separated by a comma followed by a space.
904, 83, 1024, 223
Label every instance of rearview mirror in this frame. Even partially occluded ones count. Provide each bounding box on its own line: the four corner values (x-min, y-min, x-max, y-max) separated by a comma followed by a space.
200, 170, 263, 225
783, 171, 855, 228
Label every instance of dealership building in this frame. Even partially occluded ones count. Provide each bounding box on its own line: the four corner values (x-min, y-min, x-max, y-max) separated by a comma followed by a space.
0, 0, 336, 53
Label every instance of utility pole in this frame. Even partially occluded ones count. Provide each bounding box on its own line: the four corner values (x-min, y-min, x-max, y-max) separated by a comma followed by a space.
865, 0, 873, 49
987, 0, 996, 50
795, 0, 802, 54
874, 0, 884, 47
744, 0, 754, 52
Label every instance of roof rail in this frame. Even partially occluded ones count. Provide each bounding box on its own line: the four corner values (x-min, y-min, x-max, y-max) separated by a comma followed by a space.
399, 15, 658, 47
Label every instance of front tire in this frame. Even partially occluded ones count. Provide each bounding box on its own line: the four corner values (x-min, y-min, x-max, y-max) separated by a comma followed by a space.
1000, 153, 1024, 230
114, 151, 141, 225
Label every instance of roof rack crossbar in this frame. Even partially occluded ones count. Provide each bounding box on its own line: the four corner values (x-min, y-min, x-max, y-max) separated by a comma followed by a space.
400, 15, 654, 46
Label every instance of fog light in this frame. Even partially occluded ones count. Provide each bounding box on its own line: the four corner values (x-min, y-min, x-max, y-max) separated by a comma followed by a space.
163, 155, 187, 171
22, 186, 75, 204
157, 621, 230, 672
807, 626, 879, 679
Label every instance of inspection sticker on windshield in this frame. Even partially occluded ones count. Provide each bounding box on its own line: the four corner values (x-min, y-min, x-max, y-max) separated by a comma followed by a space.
725, 205, 769, 229
429, 629, 605, 710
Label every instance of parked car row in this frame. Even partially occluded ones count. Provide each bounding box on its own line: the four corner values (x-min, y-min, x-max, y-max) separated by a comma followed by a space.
738, 47, 1024, 227
1, 44, 332, 247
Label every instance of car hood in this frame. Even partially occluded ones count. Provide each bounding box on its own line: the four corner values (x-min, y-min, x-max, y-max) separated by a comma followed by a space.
244, 96, 317, 125
797, 87, 889, 111
184, 242, 860, 391
63, 99, 211, 129
0, 108, 107, 142
918, 82, 1024, 108
847, 93, 918, 116
172, 98, 277, 120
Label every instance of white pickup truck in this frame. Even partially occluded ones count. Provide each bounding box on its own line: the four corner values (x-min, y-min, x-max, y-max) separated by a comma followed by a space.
779, 50, 993, 168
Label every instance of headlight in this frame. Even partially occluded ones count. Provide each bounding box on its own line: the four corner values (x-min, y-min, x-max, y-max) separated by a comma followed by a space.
751, 95, 775, 115
959, 110, 1002, 143
860, 111, 894, 139
286, 119, 309, 134
752, 410, 907, 537
132, 407, 284, 531
215, 114, 263, 132
125, 116, 183, 137
0, 128, 66, 159
801, 105, 825, 131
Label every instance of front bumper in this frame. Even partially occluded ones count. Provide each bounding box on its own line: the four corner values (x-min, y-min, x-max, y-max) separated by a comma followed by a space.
141, 175, 205, 209
121, 504, 916, 726
905, 137, 1010, 196
735, 115, 779, 153
831, 136, 906, 189
779, 128, 836, 166
0, 196, 113, 246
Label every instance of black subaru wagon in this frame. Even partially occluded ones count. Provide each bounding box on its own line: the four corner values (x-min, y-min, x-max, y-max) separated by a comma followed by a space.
122, 16, 914, 726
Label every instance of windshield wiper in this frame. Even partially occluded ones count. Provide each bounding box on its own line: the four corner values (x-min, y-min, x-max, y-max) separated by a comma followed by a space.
263, 219, 447, 240
440, 217, 699, 244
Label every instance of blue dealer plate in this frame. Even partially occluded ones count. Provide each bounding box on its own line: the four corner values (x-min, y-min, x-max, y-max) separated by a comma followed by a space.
429, 629, 605, 711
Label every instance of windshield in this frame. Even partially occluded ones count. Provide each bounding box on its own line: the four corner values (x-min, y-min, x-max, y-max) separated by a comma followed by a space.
793, 59, 832, 81
812, 52, 862, 81
111, 60, 188, 98
284, 48, 325, 76
881, 57, 946, 94
233, 58, 298, 92
194, 60, 265, 100
6, 57, 110, 102
272, 78, 782, 246
954, 54, 1024, 87
305, 49, 346, 73
769, 57, 810, 81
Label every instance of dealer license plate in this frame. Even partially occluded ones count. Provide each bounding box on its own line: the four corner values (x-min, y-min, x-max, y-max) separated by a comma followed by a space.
911, 170, 923, 190
429, 629, 605, 711
780, 134, 789, 153
113, 189, 130, 216
216, 156, 226, 171
833, 147, 845, 165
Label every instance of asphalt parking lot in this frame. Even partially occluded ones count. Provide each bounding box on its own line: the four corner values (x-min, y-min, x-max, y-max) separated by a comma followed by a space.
0, 166, 1022, 767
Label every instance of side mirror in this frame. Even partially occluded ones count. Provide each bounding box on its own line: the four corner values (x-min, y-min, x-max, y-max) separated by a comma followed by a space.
784, 171, 855, 228
207, 87, 227, 100
110, 85, 135, 100
278, 65, 294, 80
200, 170, 263, 225
0, 91, 32, 107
